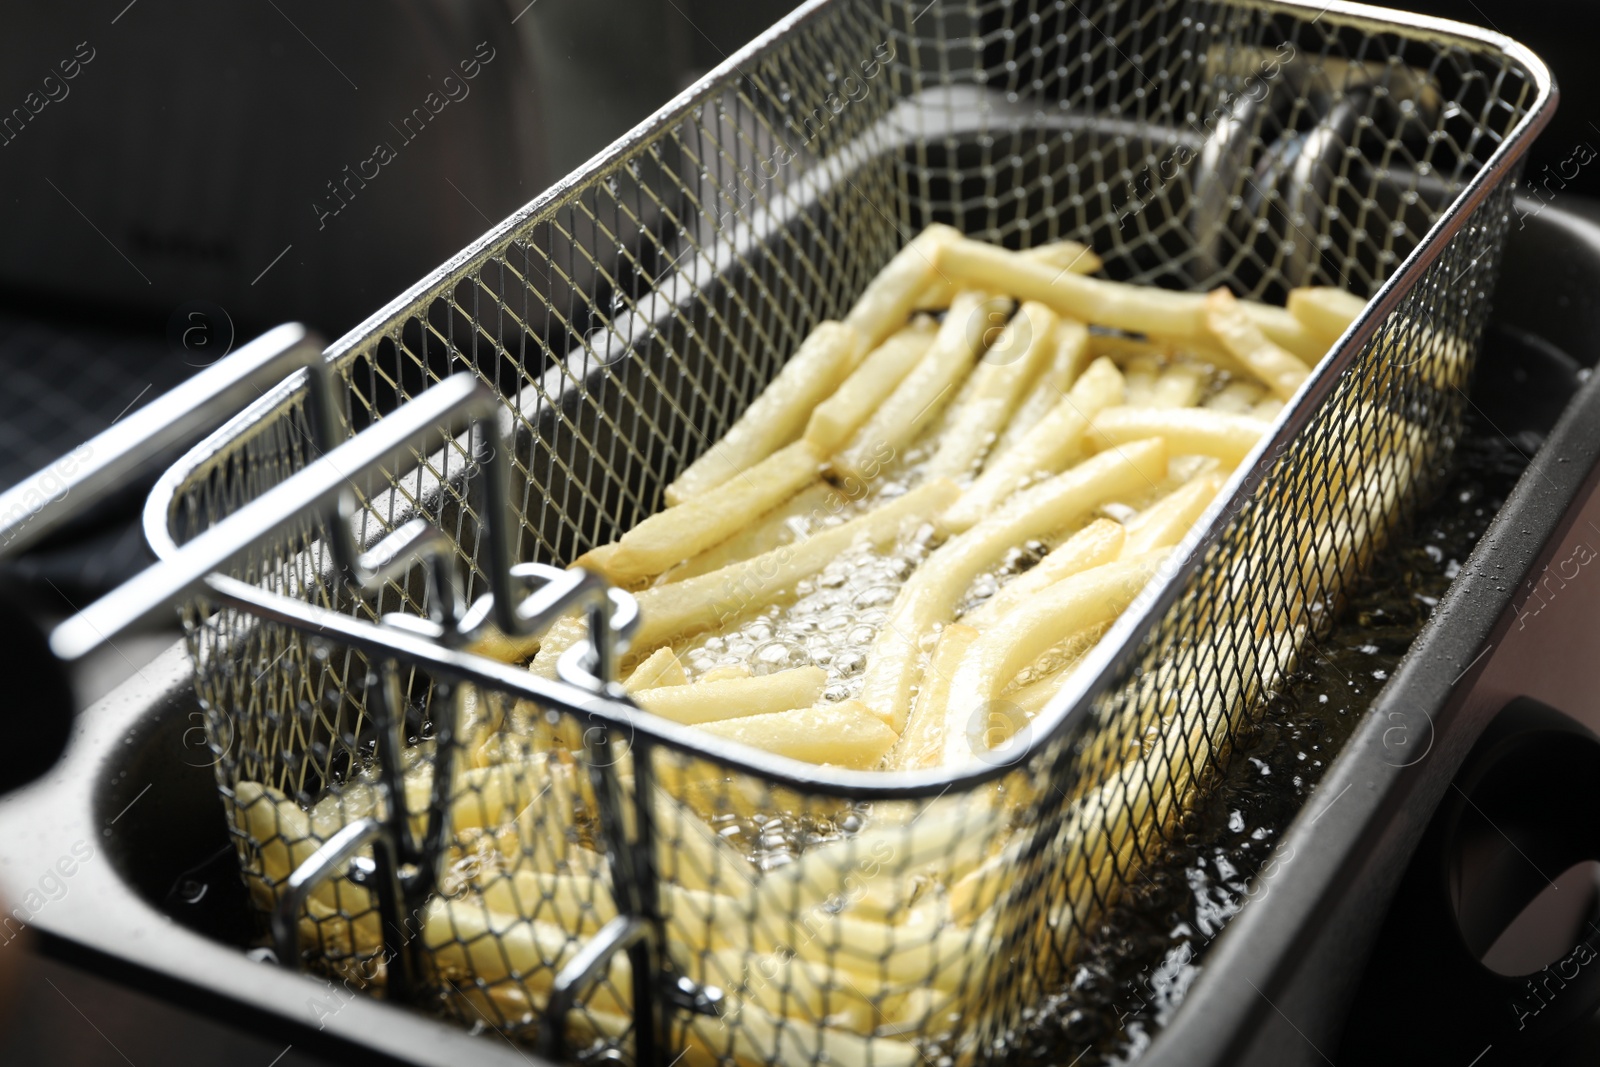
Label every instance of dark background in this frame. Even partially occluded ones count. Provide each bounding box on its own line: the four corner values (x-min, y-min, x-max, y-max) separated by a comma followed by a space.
0, 0, 1590, 1063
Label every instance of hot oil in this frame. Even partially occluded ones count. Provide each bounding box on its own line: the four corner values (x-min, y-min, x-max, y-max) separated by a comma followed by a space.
1012, 416, 1528, 1065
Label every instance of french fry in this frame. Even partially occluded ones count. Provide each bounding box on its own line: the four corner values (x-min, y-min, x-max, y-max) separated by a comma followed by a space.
961, 518, 1125, 628
832, 291, 1013, 482
624, 647, 688, 690
692, 700, 898, 769
859, 439, 1167, 731
1122, 353, 1160, 406
1252, 397, 1285, 421
664, 482, 844, 583
1085, 406, 1265, 466
1202, 378, 1267, 414
698, 663, 753, 683
1287, 285, 1367, 346
891, 624, 979, 770
634, 666, 826, 725
912, 239, 1103, 310
606, 440, 824, 582
1204, 288, 1312, 400
936, 238, 1323, 356
1151, 361, 1207, 408
664, 321, 865, 505
991, 317, 1091, 456
943, 350, 1118, 533
923, 301, 1062, 479
531, 478, 958, 675
804, 318, 938, 452
1121, 469, 1224, 557
843, 223, 961, 350
943, 553, 1167, 766
758, 800, 997, 921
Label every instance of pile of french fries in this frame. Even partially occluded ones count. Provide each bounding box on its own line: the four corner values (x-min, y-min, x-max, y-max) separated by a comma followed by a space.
233, 225, 1409, 1064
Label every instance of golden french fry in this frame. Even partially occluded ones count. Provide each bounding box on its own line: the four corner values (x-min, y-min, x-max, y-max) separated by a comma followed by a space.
692, 700, 897, 769
532, 478, 959, 675
944, 348, 1117, 533
804, 318, 938, 452
832, 291, 1013, 482
624, 647, 688, 690
1122, 470, 1224, 557
607, 440, 823, 582
843, 223, 961, 350
859, 439, 1167, 730
923, 301, 1062, 480
1204, 288, 1312, 400
1085, 406, 1266, 466
891, 624, 980, 771
943, 553, 1167, 766
1287, 285, 1368, 346
635, 666, 826, 725
962, 518, 1125, 628
1202, 378, 1267, 414
664, 321, 865, 505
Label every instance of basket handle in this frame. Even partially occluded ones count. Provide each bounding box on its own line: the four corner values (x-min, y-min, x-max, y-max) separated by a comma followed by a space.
0, 323, 336, 560
49, 372, 561, 660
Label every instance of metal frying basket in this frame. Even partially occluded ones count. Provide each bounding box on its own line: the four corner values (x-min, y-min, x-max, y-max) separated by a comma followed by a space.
71, 0, 1553, 1062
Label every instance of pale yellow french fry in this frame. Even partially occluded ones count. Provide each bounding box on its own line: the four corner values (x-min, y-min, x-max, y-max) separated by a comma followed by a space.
624, 647, 688, 690
697, 663, 753, 683
803, 319, 938, 452
1287, 285, 1367, 346
859, 439, 1167, 730
962, 518, 1125, 628
756, 799, 998, 925
1202, 378, 1267, 414
994, 317, 1091, 455
832, 291, 1013, 482
943, 553, 1167, 767
1151, 361, 1207, 408
1204, 288, 1312, 400
691, 700, 896, 769
911, 240, 1103, 311
1253, 397, 1285, 421
1121, 470, 1224, 557
664, 481, 844, 583
1086, 406, 1265, 466
607, 440, 823, 582
843, 223, 961, 350
634, 666, 826, 725
944, 349, 1117, 534
892, 624, 979, 770
1122, 353, 1160, 406
532, 478, 958, 674
936, 238, 1321, 356
665, 321, 865, 505
923, 301, 1062, 480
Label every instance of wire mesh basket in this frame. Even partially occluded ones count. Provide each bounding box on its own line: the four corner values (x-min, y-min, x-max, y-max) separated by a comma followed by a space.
120, 0, 1552, 1063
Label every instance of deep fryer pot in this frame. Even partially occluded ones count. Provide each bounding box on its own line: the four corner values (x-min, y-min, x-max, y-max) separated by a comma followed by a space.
0, 3, 1581, 1067
6, 198, 1600, 1067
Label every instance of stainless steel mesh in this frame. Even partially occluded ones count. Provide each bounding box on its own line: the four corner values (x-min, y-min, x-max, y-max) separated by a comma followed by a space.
162, 0, 1551, 1063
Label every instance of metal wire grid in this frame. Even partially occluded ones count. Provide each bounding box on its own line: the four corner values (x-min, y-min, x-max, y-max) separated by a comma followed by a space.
162, 0, 1549, 1062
